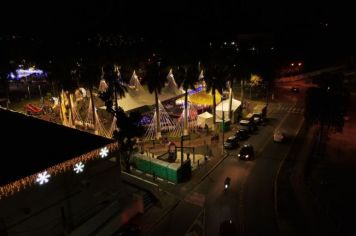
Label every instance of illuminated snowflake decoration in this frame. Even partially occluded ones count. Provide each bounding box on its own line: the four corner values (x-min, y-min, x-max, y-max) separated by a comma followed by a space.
74, 162, 85, 174
100, 147, 109, 158
36, 171, 51, 185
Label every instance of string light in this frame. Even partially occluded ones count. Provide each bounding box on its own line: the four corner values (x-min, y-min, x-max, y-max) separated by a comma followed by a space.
0, 142, 118, 199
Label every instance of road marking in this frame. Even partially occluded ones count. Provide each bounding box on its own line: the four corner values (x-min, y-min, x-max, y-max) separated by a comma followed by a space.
185, 208, 205, 236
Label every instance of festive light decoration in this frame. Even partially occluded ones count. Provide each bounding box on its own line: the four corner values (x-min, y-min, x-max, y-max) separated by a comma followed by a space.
70, 93, 84, 127
8, 68, 46, 80
172, 103, 199, 137
0, 143, 118, 199
108, 116, 117, 139
74, 162, 85, 174
36, 171, 51, 185
129, 70, 144, 91
188, 85, 204, 96
144, 100, 175, 140
100, 147, 109, 158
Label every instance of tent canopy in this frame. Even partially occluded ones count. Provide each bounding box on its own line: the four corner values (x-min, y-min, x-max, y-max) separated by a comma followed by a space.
198, 111, 213, 119
216, 99, 242, 123
216, 99, 241, 112
197, 111, 214, 128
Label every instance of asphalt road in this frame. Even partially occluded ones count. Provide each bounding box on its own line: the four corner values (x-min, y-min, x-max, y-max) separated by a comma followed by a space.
148, 84, 307, 236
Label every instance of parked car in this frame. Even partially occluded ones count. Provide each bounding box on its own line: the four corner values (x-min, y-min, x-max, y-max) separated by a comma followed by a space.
224, 135, 239, 149
235, 129, 249, 140
238, 144, 254, 160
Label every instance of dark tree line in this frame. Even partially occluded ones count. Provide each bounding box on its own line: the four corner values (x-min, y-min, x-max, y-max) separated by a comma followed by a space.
305, 72, 350, 134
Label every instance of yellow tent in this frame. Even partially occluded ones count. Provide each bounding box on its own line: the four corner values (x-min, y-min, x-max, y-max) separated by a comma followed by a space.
178, 89, 221, 106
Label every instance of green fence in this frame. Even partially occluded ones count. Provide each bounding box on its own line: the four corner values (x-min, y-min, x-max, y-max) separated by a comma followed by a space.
133, 154, 191, 183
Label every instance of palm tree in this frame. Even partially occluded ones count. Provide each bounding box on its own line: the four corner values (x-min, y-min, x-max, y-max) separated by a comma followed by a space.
226, 65, 236, 120
144, 60, 168, 140
100, 80, 144, 173
204, 64, 227, 129
113, 107, 144, 172
176, 65, 199, 135
80, 61, 101, 132
101, 64, 127, 111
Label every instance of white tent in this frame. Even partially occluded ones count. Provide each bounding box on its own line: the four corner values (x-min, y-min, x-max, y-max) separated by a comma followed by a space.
197, 111, 214, 129
216, 99, 242, 123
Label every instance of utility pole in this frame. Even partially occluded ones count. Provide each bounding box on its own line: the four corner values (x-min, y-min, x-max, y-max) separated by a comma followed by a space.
222, 100, 225, 151
181, 134, 190, 165
240, 79, 244, 104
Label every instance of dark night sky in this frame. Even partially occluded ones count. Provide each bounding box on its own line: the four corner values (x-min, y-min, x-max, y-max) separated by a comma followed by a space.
1, 0, 354, 38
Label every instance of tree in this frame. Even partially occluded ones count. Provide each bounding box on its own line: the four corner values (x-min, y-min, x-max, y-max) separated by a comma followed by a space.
204, 64, 227, 129
175, 65, 199, 135
102, 64, 128, 111
100, 84, 144, 172
80, 61, 101, 132
305, 73, 349, 154
0, 59, 16, 106
249, 74, 263, 99
144, 60, 168, 139
226, 64, 237, 120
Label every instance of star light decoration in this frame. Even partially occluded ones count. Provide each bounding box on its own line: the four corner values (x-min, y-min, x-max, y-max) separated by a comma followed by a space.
36, 171, 51, 185
100, 147, 109, 158
73, 162, 85, 174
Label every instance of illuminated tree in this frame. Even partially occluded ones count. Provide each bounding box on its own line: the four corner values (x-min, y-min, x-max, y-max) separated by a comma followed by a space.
249, 74, 263, 99
250, 74, 263, 87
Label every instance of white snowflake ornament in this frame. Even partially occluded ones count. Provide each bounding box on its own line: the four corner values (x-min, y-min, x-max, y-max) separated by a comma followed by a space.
74, 162, 85, 174
100, 147, 109, 158
36, 171, 51, 185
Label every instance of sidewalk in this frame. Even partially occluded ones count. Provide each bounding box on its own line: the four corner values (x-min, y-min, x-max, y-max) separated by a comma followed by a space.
276, 124, 336, 235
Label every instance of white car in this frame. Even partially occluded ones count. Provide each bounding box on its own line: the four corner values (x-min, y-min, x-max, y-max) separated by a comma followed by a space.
273, 129, 286, 142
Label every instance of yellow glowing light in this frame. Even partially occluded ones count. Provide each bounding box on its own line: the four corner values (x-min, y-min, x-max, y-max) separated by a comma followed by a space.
178, 89, 221, 106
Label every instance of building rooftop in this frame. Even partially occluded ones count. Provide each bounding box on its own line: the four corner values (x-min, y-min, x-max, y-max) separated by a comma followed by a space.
0, 108, 114, 186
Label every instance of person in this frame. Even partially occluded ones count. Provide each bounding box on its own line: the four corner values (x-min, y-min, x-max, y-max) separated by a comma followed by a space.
224, 177, 231, 187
